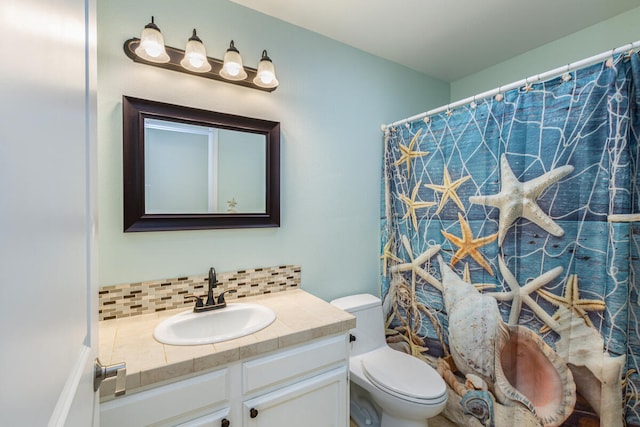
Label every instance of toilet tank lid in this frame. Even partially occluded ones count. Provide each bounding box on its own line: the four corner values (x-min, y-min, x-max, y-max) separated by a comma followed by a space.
330, 293, 380, 312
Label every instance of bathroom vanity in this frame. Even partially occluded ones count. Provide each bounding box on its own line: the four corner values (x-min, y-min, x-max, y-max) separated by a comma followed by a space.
99, 290, 355, 426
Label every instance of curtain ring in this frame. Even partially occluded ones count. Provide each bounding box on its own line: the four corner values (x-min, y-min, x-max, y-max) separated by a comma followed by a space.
445, 104, 452, 116
470, 95, 477, 110
562, 65, 572, 82
495, 87, 503, 102
605, 48, 616, 68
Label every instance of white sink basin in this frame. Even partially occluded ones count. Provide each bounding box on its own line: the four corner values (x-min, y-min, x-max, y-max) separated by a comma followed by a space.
154, 303, 276, 346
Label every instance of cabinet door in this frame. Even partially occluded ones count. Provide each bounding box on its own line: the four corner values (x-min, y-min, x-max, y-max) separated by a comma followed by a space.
243, 367, 348, 427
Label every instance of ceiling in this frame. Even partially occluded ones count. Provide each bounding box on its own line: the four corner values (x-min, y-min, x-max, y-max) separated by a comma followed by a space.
231, 0, 639, 82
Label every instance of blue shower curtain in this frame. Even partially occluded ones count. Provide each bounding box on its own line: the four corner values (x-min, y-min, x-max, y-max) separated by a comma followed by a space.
381, 52, 640, 426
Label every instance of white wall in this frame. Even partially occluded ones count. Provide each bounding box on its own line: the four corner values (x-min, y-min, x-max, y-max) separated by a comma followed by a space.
97, 0, 449, 300
451, 6, 640, 101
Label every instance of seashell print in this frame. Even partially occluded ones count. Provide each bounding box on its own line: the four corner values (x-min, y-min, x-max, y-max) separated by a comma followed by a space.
438, 256, 576, 426
553, 306, 626, 427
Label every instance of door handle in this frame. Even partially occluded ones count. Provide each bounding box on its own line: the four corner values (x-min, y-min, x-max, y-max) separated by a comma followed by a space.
94, 358, 126, 396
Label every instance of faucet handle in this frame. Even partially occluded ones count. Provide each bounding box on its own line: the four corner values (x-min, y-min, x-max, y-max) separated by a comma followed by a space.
217, 289, 237, 305
184, 294, 204, 308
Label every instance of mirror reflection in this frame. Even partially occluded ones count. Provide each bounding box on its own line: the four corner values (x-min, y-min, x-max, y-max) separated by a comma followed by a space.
144, 119, 266, 214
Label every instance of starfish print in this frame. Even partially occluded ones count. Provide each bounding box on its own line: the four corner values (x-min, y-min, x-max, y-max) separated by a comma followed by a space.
462, 262, 496, 292
389, 235, 441, 291
394, 129, 429, 177
536, 274, 605, 333
441, 212, 498, 275
486, 256, 563, 328
399, 181, 436, 230
381, 235, 403, 276
227, 198, 238, 212
469, 154, 574, 246
424, 165, 471, 214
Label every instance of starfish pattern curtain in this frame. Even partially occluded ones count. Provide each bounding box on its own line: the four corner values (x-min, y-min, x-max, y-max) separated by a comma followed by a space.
381, 52, 640, 426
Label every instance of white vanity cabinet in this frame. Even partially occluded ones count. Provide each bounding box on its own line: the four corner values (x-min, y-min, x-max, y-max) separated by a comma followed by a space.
100, 334, 349, 427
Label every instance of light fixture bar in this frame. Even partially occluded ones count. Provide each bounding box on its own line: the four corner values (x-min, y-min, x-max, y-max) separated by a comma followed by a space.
123, 38, 277, 92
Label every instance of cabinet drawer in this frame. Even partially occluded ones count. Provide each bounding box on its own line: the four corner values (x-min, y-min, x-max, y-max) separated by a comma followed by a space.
101, 368, 229, 427
175, 407, 230, 427
242, 334, 348, 395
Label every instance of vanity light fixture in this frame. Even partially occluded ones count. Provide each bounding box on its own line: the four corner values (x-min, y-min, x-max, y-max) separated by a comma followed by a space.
254, 50, 279, 89
124, 17, 279, 92
180, 29, 211, 73
220, 40, 248, 81
134, 16, 170, 63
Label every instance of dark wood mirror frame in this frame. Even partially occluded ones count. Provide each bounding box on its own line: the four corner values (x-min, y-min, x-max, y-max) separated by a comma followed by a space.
123, 96, 280, 232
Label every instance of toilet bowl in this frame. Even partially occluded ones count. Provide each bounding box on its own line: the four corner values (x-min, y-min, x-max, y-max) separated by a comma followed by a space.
331, 294, 447, 427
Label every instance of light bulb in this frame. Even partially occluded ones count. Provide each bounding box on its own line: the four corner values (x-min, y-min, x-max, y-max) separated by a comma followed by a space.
188, 55, 205, 69
224, 62, 241, 77
143, 41, 163, 58
258, 70, 274, 85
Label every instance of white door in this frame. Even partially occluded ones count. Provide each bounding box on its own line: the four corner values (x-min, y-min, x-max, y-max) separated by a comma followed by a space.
0, 0, 98, 425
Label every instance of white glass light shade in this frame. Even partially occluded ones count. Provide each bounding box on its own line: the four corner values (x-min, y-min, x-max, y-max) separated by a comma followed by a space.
253, 50, 279, 89
134, 17, 170, 63
180, 30, 211, 73
220, 41, 248, 81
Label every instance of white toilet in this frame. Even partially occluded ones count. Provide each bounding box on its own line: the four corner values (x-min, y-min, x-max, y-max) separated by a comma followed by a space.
331, 294, 447, 427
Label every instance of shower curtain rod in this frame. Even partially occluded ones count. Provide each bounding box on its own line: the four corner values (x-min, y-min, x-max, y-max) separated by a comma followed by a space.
381, 39, 640, 131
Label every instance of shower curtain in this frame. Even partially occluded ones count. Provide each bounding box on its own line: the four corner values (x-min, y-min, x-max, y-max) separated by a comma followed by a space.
381, 51, 640, 426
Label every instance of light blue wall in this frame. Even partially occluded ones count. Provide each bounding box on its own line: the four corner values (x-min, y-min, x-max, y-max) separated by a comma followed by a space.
451, 6, 640, 101
97, 0, 449, 300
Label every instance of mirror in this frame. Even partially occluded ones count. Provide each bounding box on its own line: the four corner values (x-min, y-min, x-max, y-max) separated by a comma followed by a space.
123, 96, 280, 231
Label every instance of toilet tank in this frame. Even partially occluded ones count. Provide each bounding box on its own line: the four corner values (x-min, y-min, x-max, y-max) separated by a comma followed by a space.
330, 294, 386, 356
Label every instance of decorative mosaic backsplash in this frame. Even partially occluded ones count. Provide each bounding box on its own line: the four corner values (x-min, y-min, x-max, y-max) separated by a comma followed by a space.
99, 265, 300, 321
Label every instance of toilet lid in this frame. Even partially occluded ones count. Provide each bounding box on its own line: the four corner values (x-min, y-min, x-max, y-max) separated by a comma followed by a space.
361, 348, 446, 402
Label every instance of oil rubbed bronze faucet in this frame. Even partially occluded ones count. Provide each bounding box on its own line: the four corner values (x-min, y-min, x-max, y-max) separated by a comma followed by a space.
206, 267, 217, 306
185, 267, 237, 313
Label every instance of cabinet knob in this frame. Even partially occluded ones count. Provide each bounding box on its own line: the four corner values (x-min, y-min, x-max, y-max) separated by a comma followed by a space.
250, 408, 259, 418
221, 419, 230, 427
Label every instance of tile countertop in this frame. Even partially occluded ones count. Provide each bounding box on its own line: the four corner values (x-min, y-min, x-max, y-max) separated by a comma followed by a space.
98, 289, 356, 400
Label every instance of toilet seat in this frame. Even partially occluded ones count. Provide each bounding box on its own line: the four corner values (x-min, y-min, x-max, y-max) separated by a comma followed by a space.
361, 348, 447, 405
